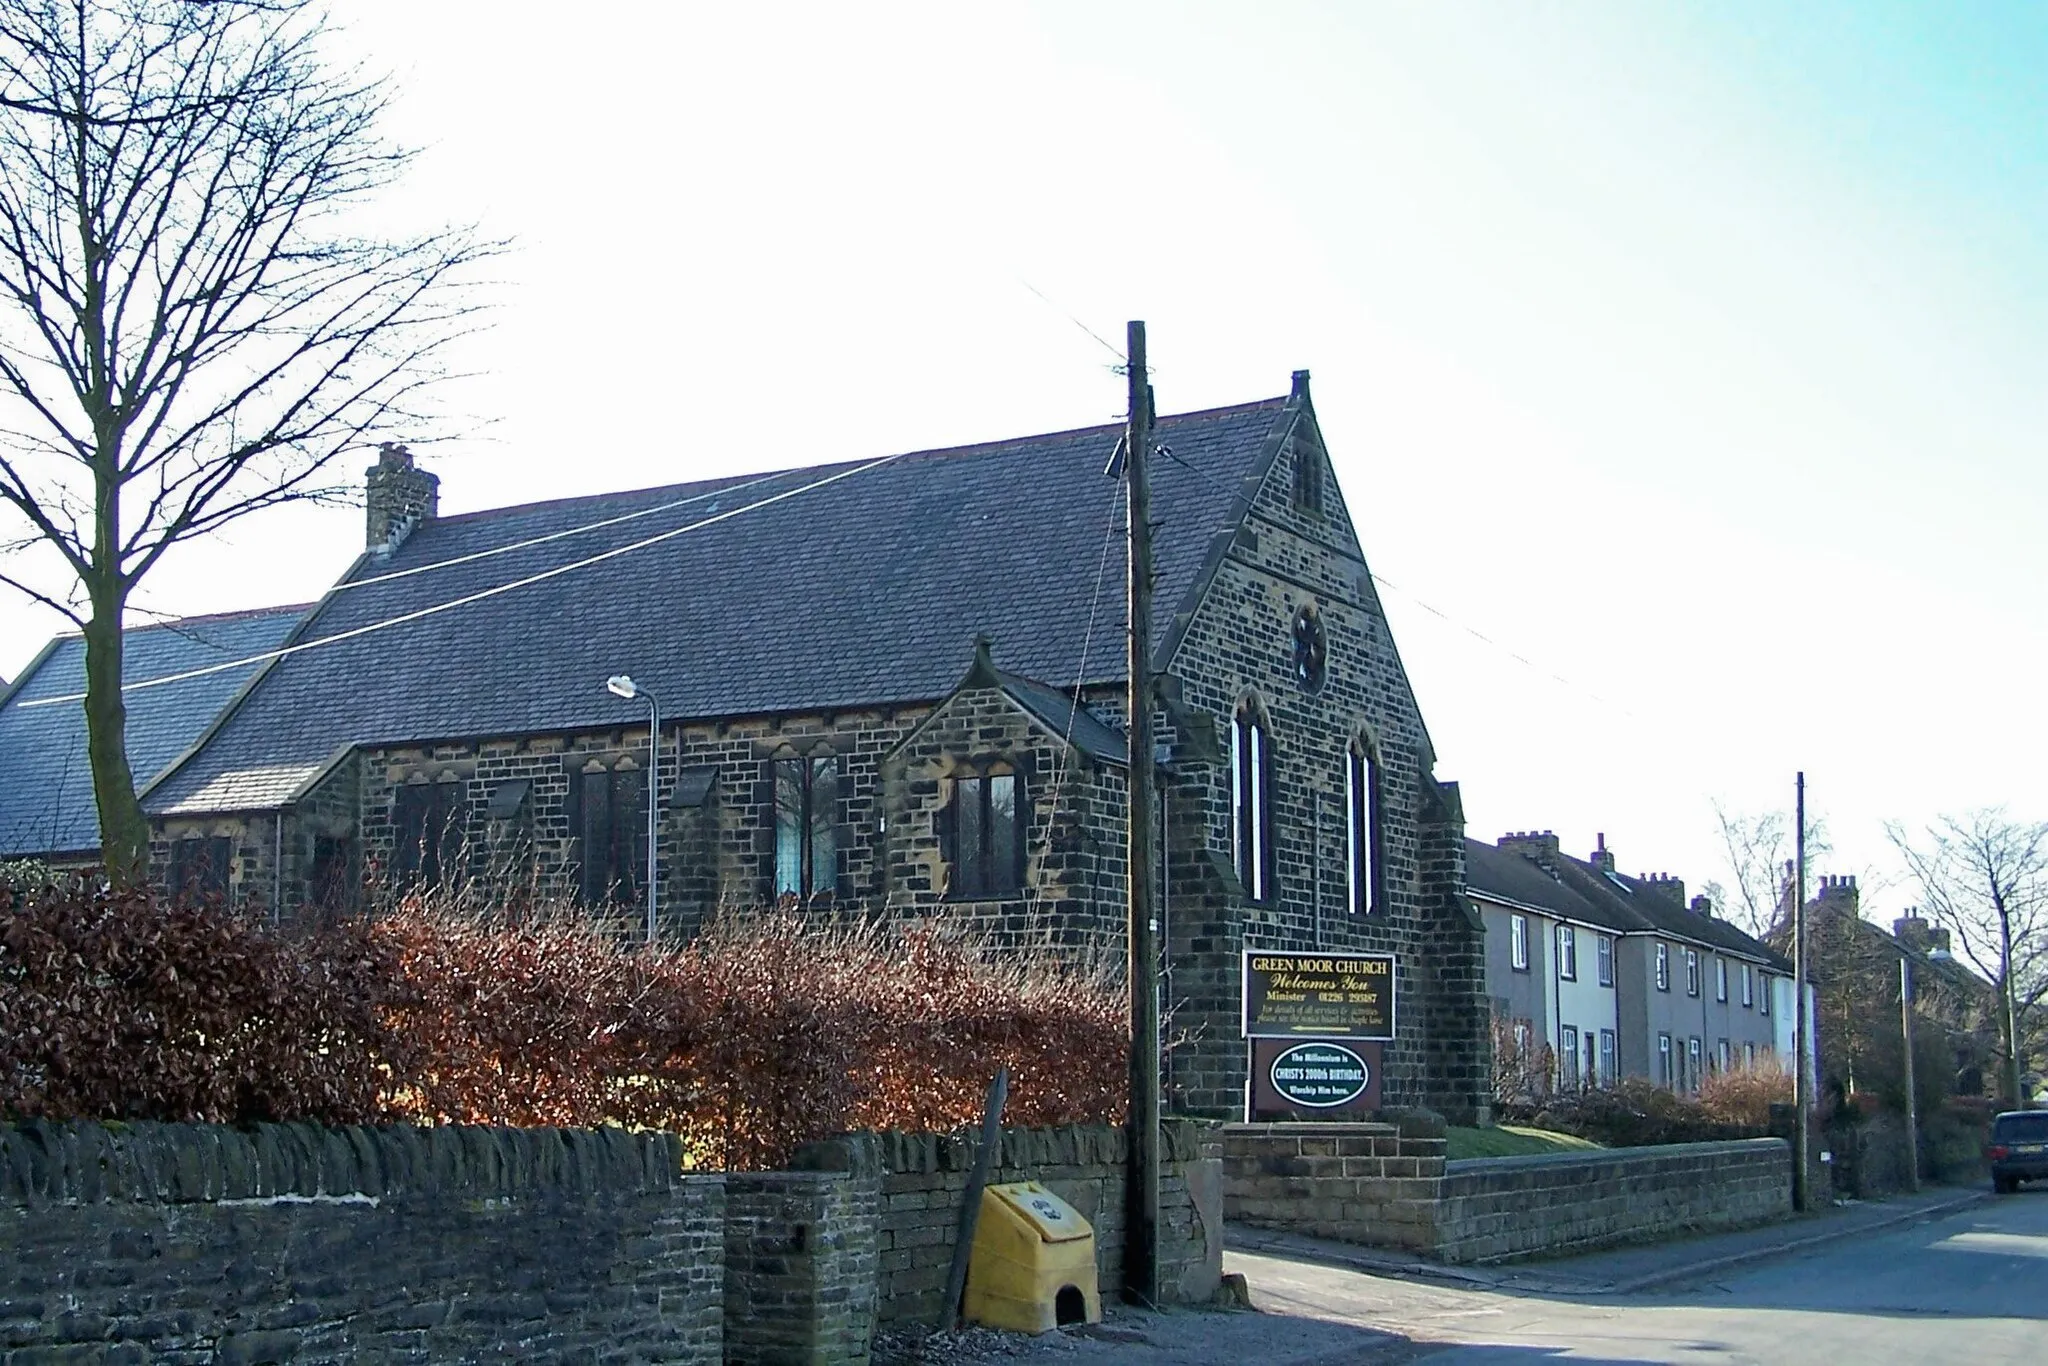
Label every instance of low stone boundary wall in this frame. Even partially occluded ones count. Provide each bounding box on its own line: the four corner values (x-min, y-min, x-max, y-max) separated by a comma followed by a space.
1223, 1118, 1792, 1265
0, 1120, 724, 1363
4, 1118, 1220, 1365
865, 1119, 1224, 1323
1438, 1139, 1791, 1263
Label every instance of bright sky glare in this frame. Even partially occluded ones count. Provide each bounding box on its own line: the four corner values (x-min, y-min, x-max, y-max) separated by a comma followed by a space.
2, 2, 2041, 915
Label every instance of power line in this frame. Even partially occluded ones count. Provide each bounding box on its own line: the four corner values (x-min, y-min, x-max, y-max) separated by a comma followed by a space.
339, 467, 792, 593
1017, 278, 1127, 367
19, 450, 912, 708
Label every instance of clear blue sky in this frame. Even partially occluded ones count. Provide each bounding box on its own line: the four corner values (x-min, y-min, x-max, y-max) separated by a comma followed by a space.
2, 2, 2041, 912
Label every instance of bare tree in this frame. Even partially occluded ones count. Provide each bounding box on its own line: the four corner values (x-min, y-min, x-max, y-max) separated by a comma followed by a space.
0, 0, 494, 885
1887, 810, 2048, 1107
1710, 801, 1832, 939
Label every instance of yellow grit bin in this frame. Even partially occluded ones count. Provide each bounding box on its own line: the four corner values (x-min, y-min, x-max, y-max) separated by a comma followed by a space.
962, 1181, 1102, 1332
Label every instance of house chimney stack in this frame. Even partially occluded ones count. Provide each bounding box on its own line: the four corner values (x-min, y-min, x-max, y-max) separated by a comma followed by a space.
366, 443, 438, 555
1640, 872, 1687, 907
1497, 829, 1562, 869
1589, 832, 1615, 874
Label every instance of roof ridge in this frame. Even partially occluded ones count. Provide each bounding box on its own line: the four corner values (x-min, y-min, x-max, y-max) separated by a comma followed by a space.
24, 601, 313, 648
422, 394, 1291, 532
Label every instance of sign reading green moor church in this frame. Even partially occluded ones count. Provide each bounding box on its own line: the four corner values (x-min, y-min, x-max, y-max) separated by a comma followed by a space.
1241, 949, 1396, 1041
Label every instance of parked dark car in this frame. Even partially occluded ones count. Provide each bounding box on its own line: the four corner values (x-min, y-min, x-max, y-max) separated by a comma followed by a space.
1987, 1110, 2048, 1193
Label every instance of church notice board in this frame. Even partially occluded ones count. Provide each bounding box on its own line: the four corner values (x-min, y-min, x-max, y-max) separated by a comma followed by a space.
1241, 949, 1396, 1041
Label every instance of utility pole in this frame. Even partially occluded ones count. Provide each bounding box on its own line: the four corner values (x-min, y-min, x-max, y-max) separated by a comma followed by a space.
1793, 771, 1810, 1211
1900, 954, 1920, 1193
1123, 319, 1161, 1307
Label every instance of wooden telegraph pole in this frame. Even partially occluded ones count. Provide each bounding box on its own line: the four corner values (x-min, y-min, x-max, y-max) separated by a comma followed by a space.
1123, 320, 1162, 1305
1793, 771, 1810, 1211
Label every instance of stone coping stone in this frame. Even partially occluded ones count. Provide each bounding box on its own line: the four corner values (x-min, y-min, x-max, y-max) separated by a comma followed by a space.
0, 1119, 691, 1206
1444, 1137, 1789, 1177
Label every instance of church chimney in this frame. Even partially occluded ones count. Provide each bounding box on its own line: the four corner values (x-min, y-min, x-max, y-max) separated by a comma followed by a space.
366, 443, 439, 556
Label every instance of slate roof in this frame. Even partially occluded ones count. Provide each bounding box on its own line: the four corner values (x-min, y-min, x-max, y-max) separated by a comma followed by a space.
1464, 838, 1638, 934
149, 395, 1293, 815
0, 605, 307, 856
1468, 837, 1791, 970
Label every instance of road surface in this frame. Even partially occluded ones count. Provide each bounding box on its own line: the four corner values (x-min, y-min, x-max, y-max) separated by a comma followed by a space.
1229, 1186, 2046, 1364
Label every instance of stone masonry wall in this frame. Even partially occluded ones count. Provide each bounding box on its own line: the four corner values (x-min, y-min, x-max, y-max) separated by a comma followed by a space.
1222, 1117, 1450, 1255
725, 1136, 881, 1366
860, 1121, 1224, 1324
1159, 398, 1488, 1123
1223, 1121, 1791, 1265
0, 1120, 725, 1364
1436, 1139, 1792, 1263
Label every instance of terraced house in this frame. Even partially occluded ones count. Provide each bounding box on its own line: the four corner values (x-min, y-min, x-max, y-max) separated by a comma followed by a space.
12, 373, 1491, 1122
1470, 830, 1791, 1096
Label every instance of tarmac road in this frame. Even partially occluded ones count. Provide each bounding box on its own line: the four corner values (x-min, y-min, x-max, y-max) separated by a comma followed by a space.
1229, 1184, 2048, 1365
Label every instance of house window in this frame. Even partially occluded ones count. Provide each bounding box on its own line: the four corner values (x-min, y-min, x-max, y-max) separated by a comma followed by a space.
1687, 1037, 1703, 1092
1231, 706, 1274, 902
167, 835, 233, 903
947, 764, 1025, 897
1685, 948, 1701, 998
1510, 914, 1529, 972
1760, 974, 1772, 1016
1716, 958, 1728, 1003
1742, 963, 1754, 1008
568, 766, 643, 907
307, 835, 356, 913
1655, 943, 1670, 992
1344, 740, 1379, 913
1599, 1029, 1617, 1087
1597, 934, 1613, 987
773, 755, 837, 902
1560, 1026, 1580, 1092
1558, 925, 1577, 981
1717, 1039, 1731, 1075
393, 782, 467, 891
1658, 1032, 1674, 1087
1745, 1042, 1757, 1069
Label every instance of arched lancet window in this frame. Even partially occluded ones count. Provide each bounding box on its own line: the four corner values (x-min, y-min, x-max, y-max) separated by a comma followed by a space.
1231, 703, 1274, 901
944, 759, 1026, 898
1346, 736, 1382, 915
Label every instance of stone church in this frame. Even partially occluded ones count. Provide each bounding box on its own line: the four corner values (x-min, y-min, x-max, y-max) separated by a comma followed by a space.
65, 372, 1488, 1120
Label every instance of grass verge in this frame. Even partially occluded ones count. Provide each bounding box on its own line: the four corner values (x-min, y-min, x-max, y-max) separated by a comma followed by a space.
1447, 1123, 1604, 1161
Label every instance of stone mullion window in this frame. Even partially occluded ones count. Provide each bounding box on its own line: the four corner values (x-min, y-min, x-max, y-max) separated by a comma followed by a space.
167, 835, 233, 904
944, 763, 1025, 899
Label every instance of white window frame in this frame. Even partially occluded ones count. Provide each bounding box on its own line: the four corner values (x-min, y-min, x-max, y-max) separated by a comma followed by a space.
1760, 973, 1772, 1016
1560, 1025, 1581, 1091
1231, 708, 1272, 902
1599, 1029, 1617, 1086
1511, 913, 1529, 971
1716, 957, 1728, 1003
1717, 1039, 1731, 1075
1596, 934, 1613, 987
1687, 1036, 1703, 1091
1686, 948, 1701, 998
1558, 924, 1578, 981
1345, 741, 1379, 914
1655, 942, 1670, 991
1742, 963, 1754, 1008
1658, 1032, 1673, 1086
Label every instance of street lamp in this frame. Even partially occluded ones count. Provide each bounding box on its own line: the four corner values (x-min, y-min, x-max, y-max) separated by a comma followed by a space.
603, 674, 660, 943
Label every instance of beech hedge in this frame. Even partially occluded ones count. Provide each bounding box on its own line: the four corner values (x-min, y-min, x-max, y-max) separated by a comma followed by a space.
0, 888, 1127, 1169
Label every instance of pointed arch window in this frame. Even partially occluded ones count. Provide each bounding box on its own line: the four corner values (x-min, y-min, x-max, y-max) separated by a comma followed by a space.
944, 761, 1026, 898
1346, 739, 1381, 914
1231, 704, 1274, 901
